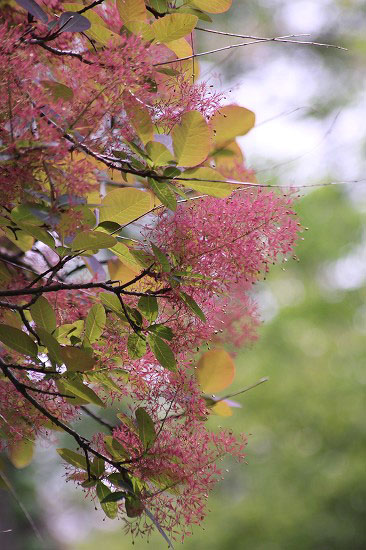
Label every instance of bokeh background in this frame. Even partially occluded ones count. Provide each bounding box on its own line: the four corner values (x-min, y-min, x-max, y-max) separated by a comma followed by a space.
1, 1, 365, 549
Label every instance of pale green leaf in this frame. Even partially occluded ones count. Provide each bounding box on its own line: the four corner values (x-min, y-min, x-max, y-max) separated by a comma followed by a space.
179, 166, 232, 197
152, 13, 198, 43
71, 230, 117, 251
0, 325, 38, 357
99, 189, 151, 225
148, 333, 176, 371
30, 296, 57, 333
84, 304, 106, 344
148, 178, 177, 211
146, 141, 174, 166
135, 407, 156, 450
127, 333, 147, 359
172, 110, 211, 167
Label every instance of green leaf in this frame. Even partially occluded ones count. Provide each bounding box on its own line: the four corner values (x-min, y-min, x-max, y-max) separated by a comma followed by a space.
146, 141, 174, 166
96, 482, 118, 519
111, 242, 145, 271
179, 291, 206, 322
151, 243, 171, 272
84, 371, 121, 393
10, 204, 43, 226
17, 223, 55, 248
9, 439, 34, 469
172, 110, 212, 167
0, 325, 38, 357
30, 296, 57, 333
61, 346, 95, 372
127, 333, 147, 359
116, 412, 138, 434
148, 333, 176, 371
58, 375, 105, 407
36, 327, 64, 364
151, 13, 198, 43
125, 494, 144, 517
138, 295, 158, 323
41, 80, 73, 101
91, 457, 105, 477
176, 5, 213, 21
54, 320, 84, 344
101, 491, 126, 503
149, 0, 167, 13
148, 178, 177, 211
190, 0, 232, 13
179, 166, 232, 198
84, 304, 106, 345
135, 407, 156, 450
125, 101, 153, 145
57, 448, 88, 471
99, 188, 151, 225
103, 435, 130, 460
116, 0, 147, 22
156, 67, 179, 77
148, 324, 173, 341
71, 230, 117, 251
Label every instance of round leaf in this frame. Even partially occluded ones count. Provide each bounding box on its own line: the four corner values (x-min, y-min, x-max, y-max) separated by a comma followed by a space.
9, 439, 34, 469
196, 348, 235, 393
152, 13, 198, 43
30, 296, 57, 333
0, 325, 38, 357
99, 189, 151, 225
211, 105, 256, 145
172, 111, 212, 167
179, 167, 232, 198
71, 230, 117, 251
191, 0, 232, 14
84, 304, 106, 344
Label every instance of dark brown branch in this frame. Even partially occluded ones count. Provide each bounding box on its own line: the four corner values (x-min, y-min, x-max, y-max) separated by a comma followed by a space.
0, 360, 128, 473
77, 0, 106, 15
80, 406, 114, 433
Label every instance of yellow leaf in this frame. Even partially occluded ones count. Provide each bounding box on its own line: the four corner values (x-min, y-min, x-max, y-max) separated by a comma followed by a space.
212, 140, 244, 169
117, 0, 147, 23
211, 400, 233, 417
211, 105, 255, 145
196, 348, 235, 393
108, 259, 139, 285
152, 13, 198, 43
125, 99, 153, 145
179, 166, 232, 197
111, 242, 143, 271
165, 37, 192, 58
2, 228, 34, 252
190, 0, 232, 14
124, 21, 155, 41
146, 141, 174, 166
172, 110, 211, 167
99, 188, 151, 225
8, 439, 34, 469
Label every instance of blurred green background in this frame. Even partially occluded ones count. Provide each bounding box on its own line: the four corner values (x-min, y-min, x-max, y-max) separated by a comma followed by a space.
1, 1, 365, 549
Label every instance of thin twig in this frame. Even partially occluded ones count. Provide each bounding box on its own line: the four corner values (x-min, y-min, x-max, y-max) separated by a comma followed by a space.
154, 33, 346, 66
